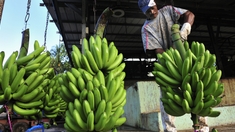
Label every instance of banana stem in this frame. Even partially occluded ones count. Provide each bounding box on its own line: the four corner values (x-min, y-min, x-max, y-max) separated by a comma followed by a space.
191, 113, 200, 132
94, 7, 113, 39
171, 24, 186, 60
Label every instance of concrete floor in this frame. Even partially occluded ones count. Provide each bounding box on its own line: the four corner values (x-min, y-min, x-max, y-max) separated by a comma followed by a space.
29, 124, 235, 132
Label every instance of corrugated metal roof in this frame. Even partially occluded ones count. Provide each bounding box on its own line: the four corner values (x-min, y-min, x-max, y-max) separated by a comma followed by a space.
42, 0, 235, 79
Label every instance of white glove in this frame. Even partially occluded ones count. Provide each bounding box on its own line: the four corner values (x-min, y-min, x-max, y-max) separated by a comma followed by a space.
180, 22, 191, 40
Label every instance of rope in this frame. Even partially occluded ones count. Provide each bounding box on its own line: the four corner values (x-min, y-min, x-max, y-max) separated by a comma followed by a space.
4, 105, 13, 132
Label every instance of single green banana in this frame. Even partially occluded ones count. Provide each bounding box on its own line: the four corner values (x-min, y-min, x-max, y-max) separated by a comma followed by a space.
155, 77, 177, 89
204, 81, 218, 96
102, 106, 124, 131
165, 60, 182, 82
72, 45, 82, 68
24, 71, 38, 86
94, 99, 106, 123
86, 80, 94, 91
112, 89, 126, 109
13, 104, 40, 116
66, 71, 77, 86
87, 111, 95, 131
183, 41, 189, 51
15, 100, 43, 109
79, 89, 88, 102
153, 62, 171, 76
92, 76, 100, 88
99, 84, 109, 101
101, 38, 109, 68
80, 68, 94, 82
205, 70, 222, 89
68, 81, 80, 98
26, 51, 48, 66
193, 90, 204, 107
106, 53, 123, 71
10, 67, 26, 93
107, 79, 118, 101
0, 51, 5, 77
111, 85, 125, 105
213, 82, 224, 97
203, 98, 217, 108
1, 68, 10, 92
181, 73, 191, 91
94, 112, 108, 131
163, 103, 185, 116
181, 57, 190, 78
61, 84, 75, 102
191, 71, 199, 90
82, 38, 89, 54
91, 43, 103, 69
183, 90, 193, 107
9, 62, 18, 83
25, 63, 41, 72
3, 51, 18, 69
154, 71, 181, 87
114, 117, 126, 127
81, 54, 95, 75
208, 110, 221, 117
85, 49, 99, 73
77, 75, 86, 91
95, 70, 105, 86
93, 87, 102, 109
201, 68, 212, 87
182, 99, 191, 113
15, 46, 45, 66
71, 51, 81, 69
173, 49, 183, 72
74, 98, 87, 122
26, 74, 44, 93
205, 54, 216, 68
197, 107, 212, 117
105, 44, 118, 68
87, 90, 95, 111
12, 83, 28, 100
162, 51, 176, 66
202, 50, 210, 67
3, 86, 12, 101
105, 100, 112, 117
191, 100, 204, 114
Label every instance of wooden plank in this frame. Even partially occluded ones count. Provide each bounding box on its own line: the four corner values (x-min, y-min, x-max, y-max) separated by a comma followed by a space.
219, 78, 235, 106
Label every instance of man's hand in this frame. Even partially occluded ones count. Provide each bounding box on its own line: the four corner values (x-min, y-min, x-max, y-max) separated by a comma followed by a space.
180, 22, 191, 41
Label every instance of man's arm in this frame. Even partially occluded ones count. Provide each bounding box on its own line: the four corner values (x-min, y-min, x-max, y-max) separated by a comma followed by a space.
155, 48, 165, 54
180, 10, 195, 40
182, 11, 195, 26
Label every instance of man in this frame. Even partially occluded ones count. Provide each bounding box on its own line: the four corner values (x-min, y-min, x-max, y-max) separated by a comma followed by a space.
138, 0, 209, 132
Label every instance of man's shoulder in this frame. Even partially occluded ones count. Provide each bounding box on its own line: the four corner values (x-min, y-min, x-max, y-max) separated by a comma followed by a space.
159, 5, 172, 11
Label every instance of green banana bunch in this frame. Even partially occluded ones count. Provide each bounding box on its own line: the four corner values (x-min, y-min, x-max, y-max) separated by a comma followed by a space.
152, 24, 225, 130
43, 76, 64, 119
0, 39, 58, 122
61, 35, 126, 132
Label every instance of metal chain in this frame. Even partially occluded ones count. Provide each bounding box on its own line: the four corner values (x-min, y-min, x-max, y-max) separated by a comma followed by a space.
44, 11, 49, 47
24, 0, 31, 29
